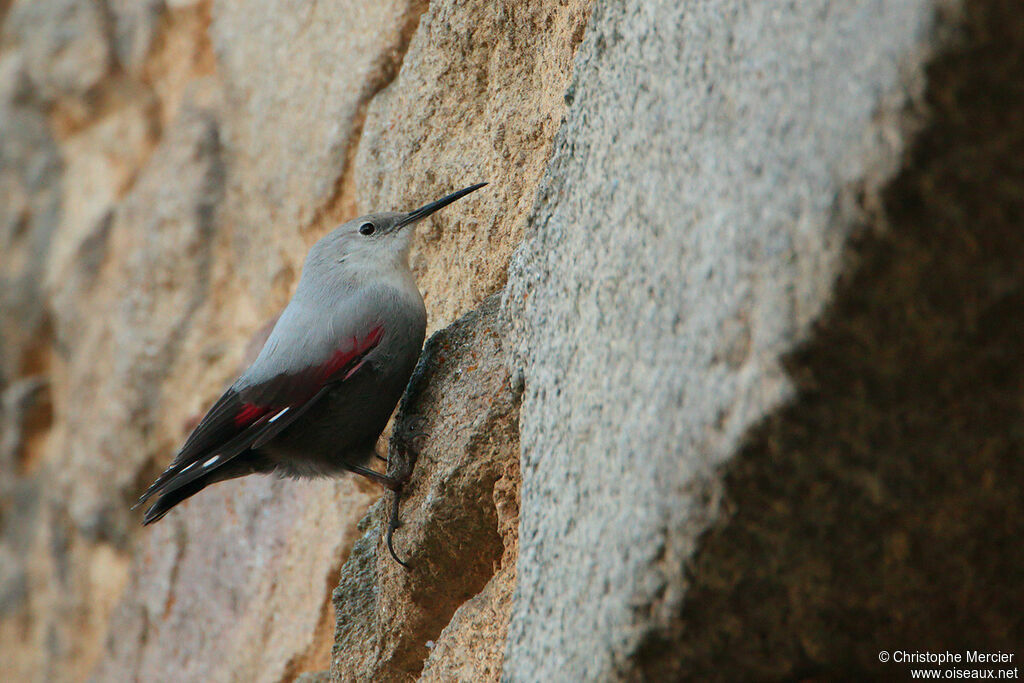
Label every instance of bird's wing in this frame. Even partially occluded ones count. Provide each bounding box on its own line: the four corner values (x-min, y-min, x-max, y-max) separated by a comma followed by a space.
135, 323, 384, 509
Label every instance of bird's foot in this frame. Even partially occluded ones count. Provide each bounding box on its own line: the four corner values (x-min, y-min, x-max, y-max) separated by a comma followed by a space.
344, 463, 411, 567
389, 414, 428, 466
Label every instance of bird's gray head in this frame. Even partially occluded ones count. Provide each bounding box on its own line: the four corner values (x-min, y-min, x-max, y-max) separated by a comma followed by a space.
302, 183, 487, 284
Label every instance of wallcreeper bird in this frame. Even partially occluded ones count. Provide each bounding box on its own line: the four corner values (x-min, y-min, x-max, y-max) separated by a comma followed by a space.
136, 183, 486, 561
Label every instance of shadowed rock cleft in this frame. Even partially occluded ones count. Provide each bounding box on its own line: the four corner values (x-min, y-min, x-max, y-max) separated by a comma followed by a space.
636, 1, 1024, 678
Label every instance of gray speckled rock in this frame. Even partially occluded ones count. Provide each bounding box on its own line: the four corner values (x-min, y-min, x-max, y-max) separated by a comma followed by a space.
502, 0, 941, 679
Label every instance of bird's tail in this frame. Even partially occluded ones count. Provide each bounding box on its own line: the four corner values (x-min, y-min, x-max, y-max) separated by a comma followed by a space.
142, 478, 209, 525
138, 455, 268, 524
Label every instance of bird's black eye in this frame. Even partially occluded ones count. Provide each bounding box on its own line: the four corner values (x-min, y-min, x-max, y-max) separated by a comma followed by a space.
358, 222, 376, 236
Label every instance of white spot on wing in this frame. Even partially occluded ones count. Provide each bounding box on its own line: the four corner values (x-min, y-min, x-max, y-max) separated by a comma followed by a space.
268, 407, 290, 423
182, 462, 197, 472
203, 455, 220, 468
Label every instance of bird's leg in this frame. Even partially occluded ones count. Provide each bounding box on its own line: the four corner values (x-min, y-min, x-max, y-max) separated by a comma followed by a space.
345, 464, 407, 491
388, 344, 436, 474
375, 344, 438, 569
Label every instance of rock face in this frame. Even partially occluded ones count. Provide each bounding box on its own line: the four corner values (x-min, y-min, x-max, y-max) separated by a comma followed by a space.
1, 0, 1022, 681
503, 0, 1024, 679
501, 0, 937, 678
331, 295, 520, 682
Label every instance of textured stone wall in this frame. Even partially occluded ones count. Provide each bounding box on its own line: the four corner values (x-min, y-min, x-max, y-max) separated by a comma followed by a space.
501, 0, 938, 677
502, 0, 1023, 679
1, 0, 1021, 681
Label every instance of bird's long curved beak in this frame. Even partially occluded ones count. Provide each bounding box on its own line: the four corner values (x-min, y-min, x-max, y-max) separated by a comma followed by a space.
397, 182, 487, 229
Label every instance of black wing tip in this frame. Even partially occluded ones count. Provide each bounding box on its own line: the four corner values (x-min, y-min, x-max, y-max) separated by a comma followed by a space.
131, 488, 156, 511
138, 492, 168, 524
141, 502, 172, 525
141, 509, 162, 526
133, 472, 172, 510
139, 477, 209, 525
134, 462, 186, 517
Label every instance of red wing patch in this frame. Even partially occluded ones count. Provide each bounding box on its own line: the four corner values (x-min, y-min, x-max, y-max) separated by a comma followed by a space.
234, 403, 270, 427
317, 324, 384, 381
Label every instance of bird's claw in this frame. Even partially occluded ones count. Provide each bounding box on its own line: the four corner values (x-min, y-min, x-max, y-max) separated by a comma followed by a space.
383, 413, 428, 570
386, 487, 410, 569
